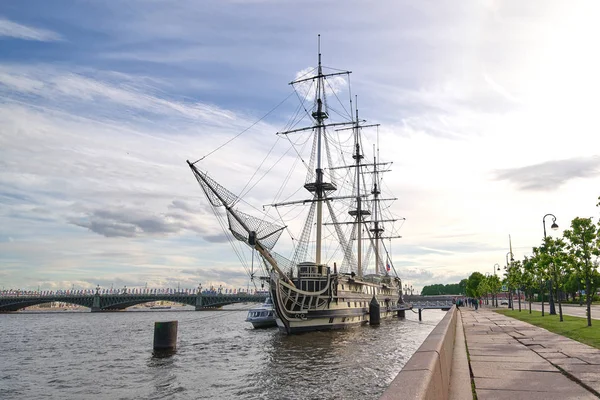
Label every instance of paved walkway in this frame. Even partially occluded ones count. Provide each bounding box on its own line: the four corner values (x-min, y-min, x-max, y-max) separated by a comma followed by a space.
461, 308, 600, 399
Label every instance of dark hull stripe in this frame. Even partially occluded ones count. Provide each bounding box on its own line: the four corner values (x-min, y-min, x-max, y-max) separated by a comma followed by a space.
278, 321, 368, 334
250, 321, 277, 329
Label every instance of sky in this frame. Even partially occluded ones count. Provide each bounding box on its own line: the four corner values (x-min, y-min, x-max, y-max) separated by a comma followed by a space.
1, 0, 600, 293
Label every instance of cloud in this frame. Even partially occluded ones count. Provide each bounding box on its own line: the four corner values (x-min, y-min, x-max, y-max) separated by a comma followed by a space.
3, 1, 600, 294
483, 73, 522, 104
0, 67, 240, 127
0, 18, 62, 41
493, 156, 600, 191
202, 233, 230, 243
69, 208, 181, 237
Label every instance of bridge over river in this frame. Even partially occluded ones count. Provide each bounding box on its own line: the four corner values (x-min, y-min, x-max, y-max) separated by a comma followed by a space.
402, 295, 456, 320
0, 290, 456, 314
0, 291, 267, 312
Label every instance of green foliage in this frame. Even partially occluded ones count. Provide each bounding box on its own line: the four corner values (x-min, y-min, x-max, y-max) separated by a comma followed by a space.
564, 216, 600, 326
466, 272, 484, 297
420, 283, 463, 295
459, 279, 468, 294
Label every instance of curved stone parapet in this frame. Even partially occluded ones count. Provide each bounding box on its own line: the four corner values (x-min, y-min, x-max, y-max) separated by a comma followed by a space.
380, 305, 470, 400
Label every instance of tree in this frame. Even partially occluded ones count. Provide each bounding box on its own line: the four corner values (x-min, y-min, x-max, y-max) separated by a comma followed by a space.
512, 260, 525, 311
487, 274, 502, 307
563, 255, 581, 302
505, 260, 523, 310
564, 217, 599, 327
521, 255, 537, 313
478, 277, 491, 305
530, 246, 550, 316
539, 236, 570, 321
420, 283, 463, 296
459, 279, 468, 295
466, 272, 485, 298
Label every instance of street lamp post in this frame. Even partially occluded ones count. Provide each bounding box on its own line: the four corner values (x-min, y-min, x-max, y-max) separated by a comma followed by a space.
493, 263, 500, 307
540, 275, 545, 316
542, 213, 559, 315
506, 251, 514, 310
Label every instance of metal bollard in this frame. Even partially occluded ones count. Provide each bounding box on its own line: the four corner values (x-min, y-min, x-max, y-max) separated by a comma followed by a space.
369, 296, 380, 325
154, 321, 178, 354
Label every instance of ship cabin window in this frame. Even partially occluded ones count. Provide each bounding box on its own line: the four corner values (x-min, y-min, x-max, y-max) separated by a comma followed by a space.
354, 302, 357, 307
341, 285, 344, 290
347, 302, 351, 308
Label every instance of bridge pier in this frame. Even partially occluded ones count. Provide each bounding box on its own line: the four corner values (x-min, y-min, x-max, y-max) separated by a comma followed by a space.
91, 293, 101, 312
195, 293, 203, 311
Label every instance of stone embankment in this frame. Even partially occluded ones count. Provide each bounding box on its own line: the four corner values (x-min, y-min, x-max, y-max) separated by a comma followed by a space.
380, 305, 471, 400
382, 306, 600, 400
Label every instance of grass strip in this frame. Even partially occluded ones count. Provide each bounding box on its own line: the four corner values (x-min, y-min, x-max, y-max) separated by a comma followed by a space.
494, 309, 600, 350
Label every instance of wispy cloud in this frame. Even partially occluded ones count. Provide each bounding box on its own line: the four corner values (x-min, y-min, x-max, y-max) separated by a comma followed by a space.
0, 17, 62, 42
493, 156, 600, 191
483, 73, 522, 104
0, 67, 239, 126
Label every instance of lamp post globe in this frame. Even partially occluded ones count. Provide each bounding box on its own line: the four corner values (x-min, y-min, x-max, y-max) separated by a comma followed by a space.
542, 213, 559, 239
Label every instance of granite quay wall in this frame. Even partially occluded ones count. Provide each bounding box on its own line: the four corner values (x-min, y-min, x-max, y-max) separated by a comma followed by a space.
380, 305, 466, 400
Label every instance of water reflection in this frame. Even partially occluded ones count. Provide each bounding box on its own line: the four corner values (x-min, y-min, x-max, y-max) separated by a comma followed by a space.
238, 316, 442, 400
1, 308, 444, 400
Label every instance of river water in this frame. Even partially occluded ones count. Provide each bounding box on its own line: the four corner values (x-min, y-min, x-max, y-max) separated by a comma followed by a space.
0, 306, 445, 400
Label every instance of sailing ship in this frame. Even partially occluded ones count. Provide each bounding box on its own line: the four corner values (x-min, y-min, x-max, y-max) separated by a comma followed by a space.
188, 37, 409, 334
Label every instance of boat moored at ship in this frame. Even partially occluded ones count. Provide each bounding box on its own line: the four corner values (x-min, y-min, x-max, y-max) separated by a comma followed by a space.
245, 296, 276, 329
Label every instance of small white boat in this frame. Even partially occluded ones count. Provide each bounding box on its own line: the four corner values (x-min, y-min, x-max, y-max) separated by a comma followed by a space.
245, 297, 276, 328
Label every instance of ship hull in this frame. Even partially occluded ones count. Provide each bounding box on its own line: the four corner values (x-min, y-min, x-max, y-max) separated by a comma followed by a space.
270, 273, 409, 334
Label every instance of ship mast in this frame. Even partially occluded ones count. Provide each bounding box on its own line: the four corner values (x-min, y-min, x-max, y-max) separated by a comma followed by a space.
371, 144, 383, 274
287, 35, 347, 265
276, 35, 354, 268
354, 106, 362, 277
369, 139, 403, 275
348, 99, 372, 279
313, 36, 326, 265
